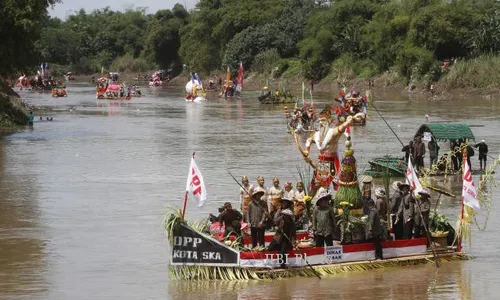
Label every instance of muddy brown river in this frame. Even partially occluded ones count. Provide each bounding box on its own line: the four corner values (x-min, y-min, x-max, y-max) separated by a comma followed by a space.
0, 82, 499, 299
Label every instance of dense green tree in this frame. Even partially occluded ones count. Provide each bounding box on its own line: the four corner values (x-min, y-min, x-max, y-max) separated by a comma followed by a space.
9, 0, 500, 85
34, 6, 188, 73
299, 0, 378, 80
178, 1, 221, 72
361, 3, 409, 71
469, 11, 500, 55
142, 5, 189, 69
0, 0, 59, 76
407, 2, 479, 60
180, 0, 287, 72
222, 0, 316, 71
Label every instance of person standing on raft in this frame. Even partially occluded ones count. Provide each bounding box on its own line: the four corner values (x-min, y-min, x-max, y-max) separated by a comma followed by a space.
267, 198, 296, 268
239, 176, 252, 222
366, 199, 383, 260
474, 140, 489, 170
247, 190, 267, 248
312, 191, 336, 246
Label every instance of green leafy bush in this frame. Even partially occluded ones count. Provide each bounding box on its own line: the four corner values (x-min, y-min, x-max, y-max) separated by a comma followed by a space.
396, 45, 435, 82
251, 49, 282, 75
281, 59, 301, 79
441, 55, 500, 89
110, 55, 157, 73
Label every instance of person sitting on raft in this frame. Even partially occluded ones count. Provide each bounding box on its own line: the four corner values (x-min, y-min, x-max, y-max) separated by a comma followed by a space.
218, 202, 243, 239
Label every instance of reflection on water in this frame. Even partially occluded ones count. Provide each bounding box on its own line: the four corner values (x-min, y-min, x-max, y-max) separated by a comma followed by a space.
0, 140, 47, 299
95, 100, 126, 116
0, 83, 499, 299
169, 262, 471, 300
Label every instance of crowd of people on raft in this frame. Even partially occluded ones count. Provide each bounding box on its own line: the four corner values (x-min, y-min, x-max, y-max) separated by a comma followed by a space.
334, 90, 368, 120
284, 89, 368, 133
402, 136, 489, 173
211, 75, 240, 99
96, 83, 141, 98
16, 73, 64, 91
93, 73, 142, 99
284, 104, 317, 132
207, 174, 443, 261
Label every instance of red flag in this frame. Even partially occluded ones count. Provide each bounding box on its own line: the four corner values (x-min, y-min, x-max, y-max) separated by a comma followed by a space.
237, 63, 244, 85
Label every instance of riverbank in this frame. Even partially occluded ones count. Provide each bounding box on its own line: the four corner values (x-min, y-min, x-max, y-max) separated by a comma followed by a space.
62, 59, 500, 102
0, 81, 28, 129
167, 70, 500, 102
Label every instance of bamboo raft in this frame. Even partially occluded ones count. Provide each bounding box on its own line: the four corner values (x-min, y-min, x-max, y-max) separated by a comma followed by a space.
364, 155, 493, 178
168, 251, 470, 281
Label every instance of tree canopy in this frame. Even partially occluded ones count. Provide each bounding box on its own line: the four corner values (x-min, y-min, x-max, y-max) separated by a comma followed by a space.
0, 0, 58, 76
3, 0, 500, 83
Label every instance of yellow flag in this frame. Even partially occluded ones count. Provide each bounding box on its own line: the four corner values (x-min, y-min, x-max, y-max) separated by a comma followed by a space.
226, 67, 231, 86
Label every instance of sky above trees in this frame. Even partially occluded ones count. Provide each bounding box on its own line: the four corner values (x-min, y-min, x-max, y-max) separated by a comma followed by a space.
48, 0, 196, 19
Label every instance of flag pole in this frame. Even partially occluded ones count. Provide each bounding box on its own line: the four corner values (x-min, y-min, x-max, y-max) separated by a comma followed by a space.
182, 191, 188, 221
405, 157, 440, 268
457, 147, 467, 252
182, 152, 196, 220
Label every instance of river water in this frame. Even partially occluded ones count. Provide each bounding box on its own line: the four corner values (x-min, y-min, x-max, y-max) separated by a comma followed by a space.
0, 82, 499, 299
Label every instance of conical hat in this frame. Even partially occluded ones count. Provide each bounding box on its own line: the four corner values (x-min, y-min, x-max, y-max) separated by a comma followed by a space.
375, 187, 386, 198
418, 189, 431, 198
251, 190, 264, 200
313, 191, 331, 206
280, 197, 294, 205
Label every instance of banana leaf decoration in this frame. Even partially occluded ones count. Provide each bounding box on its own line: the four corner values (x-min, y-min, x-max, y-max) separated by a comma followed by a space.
168, 253, 470, 280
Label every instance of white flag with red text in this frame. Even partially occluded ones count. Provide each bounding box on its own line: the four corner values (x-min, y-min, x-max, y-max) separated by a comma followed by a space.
462, 160, 480, 210
406, 157, 423, 194
185, 157, 207, 207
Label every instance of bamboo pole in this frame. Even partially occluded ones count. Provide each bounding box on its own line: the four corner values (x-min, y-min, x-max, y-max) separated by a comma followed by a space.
457, 147, 467, 252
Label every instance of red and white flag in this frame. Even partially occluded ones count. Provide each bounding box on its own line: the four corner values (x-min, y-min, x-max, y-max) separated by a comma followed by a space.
462, 160, 480, 210
406, 157, 423, 194
185, 156, 207, 207
344, 124, 351, 138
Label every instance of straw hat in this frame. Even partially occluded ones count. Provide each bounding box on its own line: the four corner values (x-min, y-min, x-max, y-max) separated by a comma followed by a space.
280, 197, 294, 206
399, 182, 410, 189
418, 189, 431, 198
313, 191, 331, 206
392, 181, 403, 191
374, 187, 386, 198
361, 175, 373, 184
251, 190, 264, 200
392, 181, 410, 190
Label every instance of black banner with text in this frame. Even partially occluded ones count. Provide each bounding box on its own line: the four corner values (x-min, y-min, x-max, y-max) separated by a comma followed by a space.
170, 224, 239, 266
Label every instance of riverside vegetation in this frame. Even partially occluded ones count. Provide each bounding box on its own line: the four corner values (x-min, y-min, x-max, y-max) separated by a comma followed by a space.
4, 0, 500, 96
